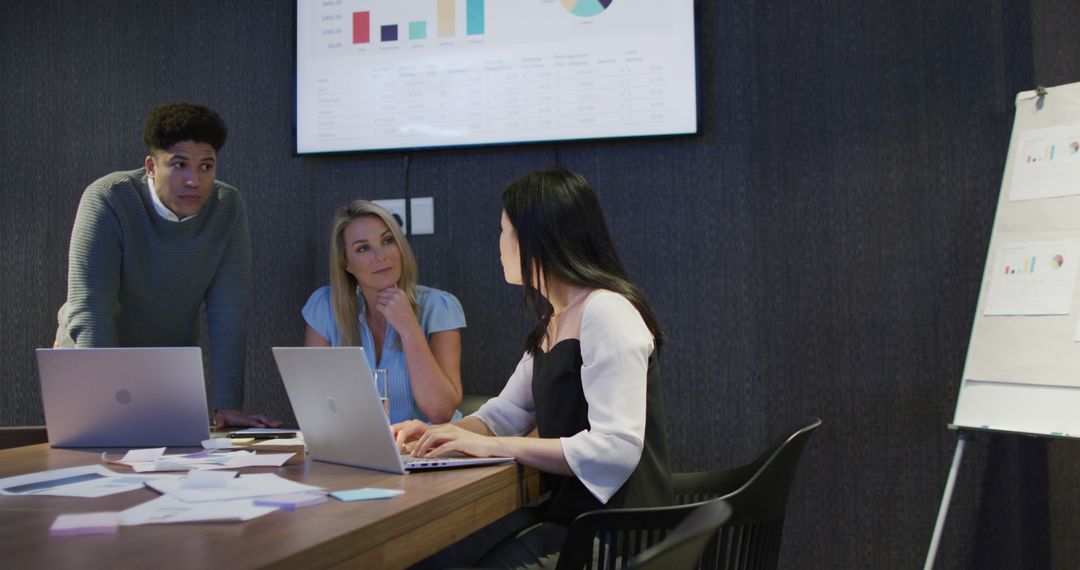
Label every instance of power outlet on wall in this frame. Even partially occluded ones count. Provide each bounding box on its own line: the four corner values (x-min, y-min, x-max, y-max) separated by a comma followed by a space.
411, 197, 434, 235
372, 197, 434, 236
372, 199, 408, 234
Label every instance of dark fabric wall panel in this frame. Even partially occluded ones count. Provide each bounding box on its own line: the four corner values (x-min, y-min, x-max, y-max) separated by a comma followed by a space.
1030, 4, 1080, 568
403, 149, 556, 398
1032, 0, 1080, 88
2, 0, 1079, 568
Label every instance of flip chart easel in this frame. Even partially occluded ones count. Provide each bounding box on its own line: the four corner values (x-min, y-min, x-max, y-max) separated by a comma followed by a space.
927, 80, 1080, 569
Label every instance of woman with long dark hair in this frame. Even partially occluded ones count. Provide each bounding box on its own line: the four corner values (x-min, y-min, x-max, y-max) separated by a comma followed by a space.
395, 168, 672, 568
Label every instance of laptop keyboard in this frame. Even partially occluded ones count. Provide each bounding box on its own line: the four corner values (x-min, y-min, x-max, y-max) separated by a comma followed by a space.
401, 454, 468, 466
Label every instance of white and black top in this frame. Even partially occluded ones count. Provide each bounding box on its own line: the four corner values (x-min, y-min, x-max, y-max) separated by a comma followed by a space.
472, 289, 672, 525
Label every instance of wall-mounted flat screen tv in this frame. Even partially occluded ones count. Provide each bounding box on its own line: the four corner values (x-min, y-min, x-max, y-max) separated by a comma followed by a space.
296, 0, 698, 154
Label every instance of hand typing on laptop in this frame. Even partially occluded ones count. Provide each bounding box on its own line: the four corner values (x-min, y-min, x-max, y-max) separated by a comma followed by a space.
393, 419, 507, 459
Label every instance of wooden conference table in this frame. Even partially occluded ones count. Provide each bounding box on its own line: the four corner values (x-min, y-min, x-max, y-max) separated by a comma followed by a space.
0, 443, 540, 569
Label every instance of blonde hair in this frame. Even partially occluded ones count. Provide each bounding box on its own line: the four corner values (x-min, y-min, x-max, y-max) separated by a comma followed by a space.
328, 200, 419, 347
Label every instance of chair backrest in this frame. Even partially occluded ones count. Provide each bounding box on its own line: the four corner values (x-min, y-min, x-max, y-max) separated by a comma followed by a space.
675, 416, 822, 570
556, 417, 821, 570
458, 394, 491, 416
556, 502, 703, 570
627, 500, 732, 570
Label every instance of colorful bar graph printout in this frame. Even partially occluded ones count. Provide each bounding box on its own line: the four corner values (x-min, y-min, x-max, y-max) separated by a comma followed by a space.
467, 0, 485, 35
353, 12, 370, 44
409, 21, 427, 40
1005, 257, 1039, 275
438, 0, 455, 37
381, 25, 398, 42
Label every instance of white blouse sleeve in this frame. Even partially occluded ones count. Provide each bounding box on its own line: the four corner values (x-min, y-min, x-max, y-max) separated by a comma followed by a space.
471, 352, 537, 436
561, 292, 654, 504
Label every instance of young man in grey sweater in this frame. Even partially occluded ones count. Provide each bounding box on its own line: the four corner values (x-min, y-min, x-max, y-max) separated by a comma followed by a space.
55, 102, 278, 429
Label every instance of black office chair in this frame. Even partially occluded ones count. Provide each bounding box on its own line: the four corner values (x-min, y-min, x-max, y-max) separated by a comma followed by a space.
458, 394, 491, 416
674, 416, 822, 570
626, 500, 733, 570
555, 417, 821, 570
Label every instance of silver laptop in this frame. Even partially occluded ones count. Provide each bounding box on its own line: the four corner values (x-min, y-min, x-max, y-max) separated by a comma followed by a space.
272, 347, 512, 474
36, 347, 212, 448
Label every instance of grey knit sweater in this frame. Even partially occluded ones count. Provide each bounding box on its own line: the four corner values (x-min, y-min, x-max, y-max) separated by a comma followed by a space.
55, 168, 252, 411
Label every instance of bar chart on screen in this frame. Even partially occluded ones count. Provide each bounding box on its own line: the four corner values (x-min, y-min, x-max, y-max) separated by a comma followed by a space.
296, 0, 697, 153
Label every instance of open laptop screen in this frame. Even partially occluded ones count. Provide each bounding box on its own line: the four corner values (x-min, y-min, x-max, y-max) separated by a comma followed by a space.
273, 347, 511, 473
36, 347, 211, 448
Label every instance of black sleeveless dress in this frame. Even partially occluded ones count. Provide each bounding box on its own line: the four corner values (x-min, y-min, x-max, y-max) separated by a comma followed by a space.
531, 340, 673, 526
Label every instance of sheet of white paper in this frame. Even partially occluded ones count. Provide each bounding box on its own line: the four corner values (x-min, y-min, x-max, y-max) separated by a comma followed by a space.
50, 512, 122, 536
222, 453, 295, 468
121, 451, 254, 473
146, 473, 324, 503
0, 465, 109, 495
0, 464, 181, 498
43, 474, 181, 498
133, 461, 195, 473
121, 448, 166, 462
181, 470, 237, 489
120, 495, 277, 526
1009, 125, 1080, 202
985, 240, 1080, 315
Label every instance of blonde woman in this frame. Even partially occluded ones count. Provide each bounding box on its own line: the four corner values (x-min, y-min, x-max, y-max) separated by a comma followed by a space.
303, 200, 464, 423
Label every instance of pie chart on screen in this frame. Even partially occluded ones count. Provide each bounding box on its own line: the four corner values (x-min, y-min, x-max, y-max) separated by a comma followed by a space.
1052, 254, 1065, 269
561, 0, 614, 17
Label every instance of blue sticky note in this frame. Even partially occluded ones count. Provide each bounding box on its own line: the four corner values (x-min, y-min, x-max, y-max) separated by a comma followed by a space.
330, 488, 405, 502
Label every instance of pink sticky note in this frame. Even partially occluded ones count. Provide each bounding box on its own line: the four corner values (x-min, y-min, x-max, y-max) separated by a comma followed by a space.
50, 512, 121, 537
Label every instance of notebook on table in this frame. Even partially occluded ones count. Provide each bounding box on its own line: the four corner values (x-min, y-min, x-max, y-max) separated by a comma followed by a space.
35, 347, 212, 448
271, 346, 513, 474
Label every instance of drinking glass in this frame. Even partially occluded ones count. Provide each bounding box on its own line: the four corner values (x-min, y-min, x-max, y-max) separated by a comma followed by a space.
372, 369, 389, 417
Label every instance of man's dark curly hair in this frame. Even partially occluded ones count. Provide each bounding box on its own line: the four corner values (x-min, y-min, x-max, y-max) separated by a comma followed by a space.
143, 102, 228, 152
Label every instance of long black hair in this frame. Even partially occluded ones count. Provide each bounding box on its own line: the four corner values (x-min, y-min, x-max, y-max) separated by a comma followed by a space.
501, 168, 664, 355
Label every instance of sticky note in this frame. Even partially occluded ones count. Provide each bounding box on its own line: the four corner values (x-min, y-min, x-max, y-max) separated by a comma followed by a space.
330, 488, 405, 501
254, 492, 328, 509
50, 512, 121, 536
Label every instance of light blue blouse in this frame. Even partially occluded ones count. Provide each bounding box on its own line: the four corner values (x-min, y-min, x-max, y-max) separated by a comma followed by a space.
302, 284, 466, 423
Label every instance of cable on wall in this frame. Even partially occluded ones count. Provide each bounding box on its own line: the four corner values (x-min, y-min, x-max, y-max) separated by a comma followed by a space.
403, 154, 412, 233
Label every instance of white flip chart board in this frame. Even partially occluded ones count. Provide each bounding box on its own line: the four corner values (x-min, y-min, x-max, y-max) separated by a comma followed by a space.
954, 81, 1080, 437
